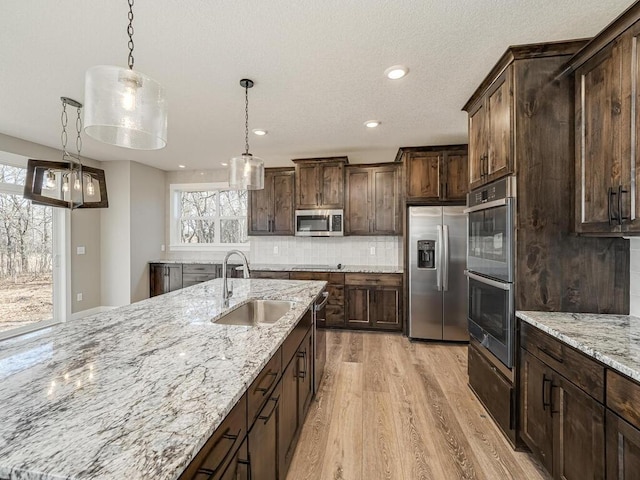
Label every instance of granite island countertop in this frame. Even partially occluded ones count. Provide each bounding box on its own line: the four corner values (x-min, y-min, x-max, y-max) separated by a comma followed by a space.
0, 278, 325, 480
516, 311, 640, 383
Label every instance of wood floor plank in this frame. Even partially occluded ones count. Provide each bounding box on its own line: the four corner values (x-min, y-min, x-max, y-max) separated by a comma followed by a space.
287, 331, 551, 480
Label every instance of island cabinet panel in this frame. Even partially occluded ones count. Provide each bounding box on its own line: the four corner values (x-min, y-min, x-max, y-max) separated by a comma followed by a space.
248, 168, 295, 235
249, 381, 282, 480
297, 329, 313, 425
150, 263, 183, 297
606, 410, 640, 480
519, 321, 607, 480
293, 157, 347, 210
248, 351, 282, 426
279, 353, 299, 477
218, 437, 249, 480
345, 163, 401, 235
607, 370, 640, 431
399, 145, 469, 203
179, 395, 248, 480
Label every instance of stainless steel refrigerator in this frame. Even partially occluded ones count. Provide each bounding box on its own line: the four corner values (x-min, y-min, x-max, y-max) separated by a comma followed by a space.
408, 206, 468, 341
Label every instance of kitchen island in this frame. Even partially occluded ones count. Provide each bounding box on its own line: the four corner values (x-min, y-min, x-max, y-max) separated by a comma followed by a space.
0, 278, 325, 480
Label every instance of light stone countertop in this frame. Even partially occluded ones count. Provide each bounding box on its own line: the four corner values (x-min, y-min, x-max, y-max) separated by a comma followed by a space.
150, 261, 403, 274
516, 311, 640, 383
0, 278, 325, 480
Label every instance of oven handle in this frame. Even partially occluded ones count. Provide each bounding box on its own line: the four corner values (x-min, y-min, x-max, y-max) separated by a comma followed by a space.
463, 197, 510, 213
464, 270, 512, 291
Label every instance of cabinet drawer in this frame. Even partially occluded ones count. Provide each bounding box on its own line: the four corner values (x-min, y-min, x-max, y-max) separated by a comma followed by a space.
520, 323, 604, 402
344, 273, 402, 287
289, 271, 330, 281
183, 264, 219, 275
607, 369, 640, 430
183, 273, 218, 284
248, 350, 282, 426
180, 395, 247, 480
282, 309, 312, 367
251, 271, 290, 279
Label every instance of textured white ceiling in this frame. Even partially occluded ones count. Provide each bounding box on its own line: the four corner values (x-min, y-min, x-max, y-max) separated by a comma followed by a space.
0, 0, 632, 170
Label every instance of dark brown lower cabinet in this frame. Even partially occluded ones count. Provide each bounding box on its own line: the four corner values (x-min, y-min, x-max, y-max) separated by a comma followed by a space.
345, 284, 402, 331
297, 330, 313, 424
215, 438, 250, 480
607, 410, 640, 480
150, 263, 183, 297
249, 382, 282, 480
279, 353, 298, 475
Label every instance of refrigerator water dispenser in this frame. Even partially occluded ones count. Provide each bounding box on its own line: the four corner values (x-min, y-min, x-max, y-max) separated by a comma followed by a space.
417, 240, 436, 268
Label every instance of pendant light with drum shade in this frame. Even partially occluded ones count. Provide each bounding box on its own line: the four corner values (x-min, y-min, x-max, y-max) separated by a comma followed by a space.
229, 79, 264, 190
83, 0, 167, 150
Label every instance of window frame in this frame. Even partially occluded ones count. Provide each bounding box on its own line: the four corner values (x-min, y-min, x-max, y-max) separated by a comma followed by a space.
169, 182, 249, 253
0, 154, 70, 341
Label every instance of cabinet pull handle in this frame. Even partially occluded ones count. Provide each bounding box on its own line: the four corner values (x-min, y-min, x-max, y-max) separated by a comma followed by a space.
445, 182, 448, 198
254, 370, 278, 395
258, 394, 280, 424
618, 185, 629, 225
238, 454, 252, 480
538, 346, 564, 364
297, 350, 307, 379
542, 375, 552, 411
198, 428, 242, 476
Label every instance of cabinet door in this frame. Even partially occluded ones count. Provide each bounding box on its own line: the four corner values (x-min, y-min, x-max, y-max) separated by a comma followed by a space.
345, 167, 371, 234
248, 173, 273, 234
406, 151, 440, 200
443, 152, 469, 201
279, 356, 298, 477
575, 39, 625, 233
553, 373, 605, 480
219, 437, 250, 480
345, 286, 370, 328
319, 162, 344, 208
150, 264, 166, 297
326, 284, 345, 327
370, 287, 402, 331
249, 382, 281, 480
372, 165, 401, 234
272, 170, 295, 235
296, 164, 319, 209
607, 409, 640, 480
519, 349, 554, 474
627, 24, 640, 233
487, 68, 513, 180
297, 330, 313, 425
468, 101, 487, 189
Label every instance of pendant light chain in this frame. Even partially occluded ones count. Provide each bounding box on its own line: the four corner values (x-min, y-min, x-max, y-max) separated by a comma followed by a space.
127, 0, 135, 70
75, 106, 83, 159
60, 99, 68, 157
244, 84, 250, 155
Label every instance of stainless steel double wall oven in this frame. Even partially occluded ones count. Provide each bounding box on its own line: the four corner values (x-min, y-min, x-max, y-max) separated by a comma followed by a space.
465, 176, 516, 368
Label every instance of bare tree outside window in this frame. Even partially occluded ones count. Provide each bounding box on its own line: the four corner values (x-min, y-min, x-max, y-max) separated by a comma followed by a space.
178, 189, 248, 245
0, 164, 53, 334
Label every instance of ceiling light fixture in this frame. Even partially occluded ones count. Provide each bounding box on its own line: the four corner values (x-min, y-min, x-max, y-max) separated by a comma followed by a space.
384, 65, 409, 80
228, 79, 264, 190
84, 0, 167, 150
364, 120, 381, 128
252, 129, 268, 136
178, 164, 186, 169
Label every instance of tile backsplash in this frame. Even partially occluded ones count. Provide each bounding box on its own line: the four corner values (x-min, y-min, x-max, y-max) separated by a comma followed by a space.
631, 238, 640, 316
250, 236, 403, 267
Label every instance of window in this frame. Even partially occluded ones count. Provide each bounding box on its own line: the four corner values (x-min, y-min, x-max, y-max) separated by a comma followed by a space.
170, 183, 248, 251
0, 154, 68, 340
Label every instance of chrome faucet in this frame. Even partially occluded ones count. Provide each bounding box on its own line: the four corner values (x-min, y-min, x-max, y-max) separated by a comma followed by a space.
222, 250, 250, 305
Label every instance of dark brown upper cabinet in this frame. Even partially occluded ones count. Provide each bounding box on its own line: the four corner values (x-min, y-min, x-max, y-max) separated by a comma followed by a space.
345, 163, 401, 235
248, 168, 295, 235
568, 5, 640, 235
292, 157, 347, 209
396, 145, 468, 203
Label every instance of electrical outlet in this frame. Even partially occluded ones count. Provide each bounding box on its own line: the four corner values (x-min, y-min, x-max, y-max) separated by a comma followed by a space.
161, 244, 165, 252
76, 293, 83, 302
273, 245, 279, 255
369, 246, 376, 255
76, 246, 85, 255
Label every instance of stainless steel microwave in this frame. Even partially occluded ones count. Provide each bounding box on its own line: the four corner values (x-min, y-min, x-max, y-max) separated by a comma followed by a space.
295, 209, 344, 237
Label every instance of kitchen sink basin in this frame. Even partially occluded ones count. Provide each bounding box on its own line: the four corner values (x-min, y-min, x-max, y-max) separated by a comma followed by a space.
214, 300, 294, 326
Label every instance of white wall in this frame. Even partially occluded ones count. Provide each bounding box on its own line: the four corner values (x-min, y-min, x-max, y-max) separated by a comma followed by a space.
130, 162, 166, 303
251, 236, 402, 267
630, 238, 640, 316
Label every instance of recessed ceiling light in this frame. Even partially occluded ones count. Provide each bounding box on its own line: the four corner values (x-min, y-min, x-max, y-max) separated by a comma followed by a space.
252, 129, 268, 136
364, 120, 381, 128
384, 65, 409, 80
220, 162, 228, 167
178, 164, 186, 169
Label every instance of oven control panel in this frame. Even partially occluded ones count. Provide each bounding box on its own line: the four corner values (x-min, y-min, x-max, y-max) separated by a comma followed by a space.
467, 175, 515, 208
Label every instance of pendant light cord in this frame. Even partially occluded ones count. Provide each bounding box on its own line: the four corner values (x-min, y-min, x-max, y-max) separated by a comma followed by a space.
127, 0, 135, 70
245, 83, 250, 155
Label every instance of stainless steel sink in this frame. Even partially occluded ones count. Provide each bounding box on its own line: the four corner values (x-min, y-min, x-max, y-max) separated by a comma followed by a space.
214, 300, 294, 326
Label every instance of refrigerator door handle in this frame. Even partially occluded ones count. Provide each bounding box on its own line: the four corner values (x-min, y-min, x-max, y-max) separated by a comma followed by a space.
443, 225, 449, 291
436, 225, 443, 291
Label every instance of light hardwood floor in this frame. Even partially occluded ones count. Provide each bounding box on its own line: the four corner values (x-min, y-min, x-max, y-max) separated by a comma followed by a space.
287, 330, 550, 480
